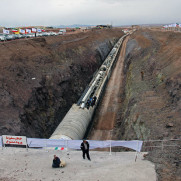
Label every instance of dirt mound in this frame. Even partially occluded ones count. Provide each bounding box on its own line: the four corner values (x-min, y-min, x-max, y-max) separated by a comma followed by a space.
0, 29, 124, 138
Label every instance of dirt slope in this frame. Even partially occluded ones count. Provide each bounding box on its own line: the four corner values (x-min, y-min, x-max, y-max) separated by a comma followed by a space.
89, 36, 129, 140
0, 29, 124, 138
113, 30, 181, 181
88, 29, 180, 180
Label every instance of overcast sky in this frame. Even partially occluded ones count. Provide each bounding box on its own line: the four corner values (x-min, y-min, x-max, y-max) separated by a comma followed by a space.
1, 0, 181, 27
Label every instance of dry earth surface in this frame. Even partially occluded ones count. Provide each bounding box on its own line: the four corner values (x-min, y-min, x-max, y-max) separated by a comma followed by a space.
0, 28, 181, 181
89, 29, 181, 180
0, 148, 156, 181
0, 29, 124, 138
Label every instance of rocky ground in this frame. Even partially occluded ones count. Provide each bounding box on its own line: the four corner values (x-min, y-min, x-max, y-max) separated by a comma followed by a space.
113, 30, 181, 180
87, 29, 180, 180
0, 28, 181, 181
0, 29, 124, 138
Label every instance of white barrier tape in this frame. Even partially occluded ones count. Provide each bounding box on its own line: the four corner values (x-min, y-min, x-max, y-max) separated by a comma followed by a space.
27, 138, 65, 148
27, 139, 143, 152
111, 140, 142, 152
0, 136, 2, 147
2, 136, 180, 151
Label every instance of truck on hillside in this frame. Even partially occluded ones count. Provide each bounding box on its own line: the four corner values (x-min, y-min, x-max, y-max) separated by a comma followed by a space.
58, 29, 66, 35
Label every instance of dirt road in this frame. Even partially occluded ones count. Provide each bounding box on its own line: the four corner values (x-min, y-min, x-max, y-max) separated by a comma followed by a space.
89, 36, 129, 140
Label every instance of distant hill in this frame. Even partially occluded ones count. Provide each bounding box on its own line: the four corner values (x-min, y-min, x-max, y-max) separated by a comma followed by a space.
115, 24, 165, 28
54, 24, 93, 28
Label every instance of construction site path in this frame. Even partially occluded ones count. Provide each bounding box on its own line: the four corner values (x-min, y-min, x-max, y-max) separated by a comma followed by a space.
89, 36, 129, 140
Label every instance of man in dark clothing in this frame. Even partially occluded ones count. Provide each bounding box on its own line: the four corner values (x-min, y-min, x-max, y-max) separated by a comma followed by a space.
52, 155, 61, 168
91, 96, 97, 107
80, 140, 91, 161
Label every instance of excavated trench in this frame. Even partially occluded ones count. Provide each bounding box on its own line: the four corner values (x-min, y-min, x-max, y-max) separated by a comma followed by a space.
88, 30, 181, 181
0, 29, 124, 138
1, 29, 180, 180
87, 36, 129, 140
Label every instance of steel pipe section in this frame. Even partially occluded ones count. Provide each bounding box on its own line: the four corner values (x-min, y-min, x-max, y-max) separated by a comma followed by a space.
50, 35, 127, 140
50, 104, 96, 140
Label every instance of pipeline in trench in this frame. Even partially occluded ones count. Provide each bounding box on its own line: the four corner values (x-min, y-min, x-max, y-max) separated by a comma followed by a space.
50, 34, 130, 140
87, 36, 129, 140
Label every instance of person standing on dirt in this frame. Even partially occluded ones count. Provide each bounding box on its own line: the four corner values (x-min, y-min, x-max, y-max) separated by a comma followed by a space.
80, 140, 91, 161
141, 71, 144, 80
52, 155, 61, 168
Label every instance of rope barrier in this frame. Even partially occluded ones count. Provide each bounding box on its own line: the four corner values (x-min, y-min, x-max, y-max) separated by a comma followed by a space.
141, 138, 181, 151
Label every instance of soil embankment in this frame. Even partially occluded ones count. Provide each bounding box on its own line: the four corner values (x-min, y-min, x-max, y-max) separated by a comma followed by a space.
109, 30, 181, 180
89, 29, 181, 180
1, 28, 180, 180
123, 30, 181, 181
0, 29, 124, 138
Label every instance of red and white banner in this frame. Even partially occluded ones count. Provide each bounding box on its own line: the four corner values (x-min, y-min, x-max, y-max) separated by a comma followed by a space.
2, 135, 27, 146
12, 29, 18, 33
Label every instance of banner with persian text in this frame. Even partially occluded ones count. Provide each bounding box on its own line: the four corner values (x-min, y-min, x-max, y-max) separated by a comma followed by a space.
2, 135, 27, 146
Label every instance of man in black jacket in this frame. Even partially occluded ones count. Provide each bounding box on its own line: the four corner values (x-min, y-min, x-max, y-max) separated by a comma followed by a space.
80, 140, 91, 161
52, 155, 61, 168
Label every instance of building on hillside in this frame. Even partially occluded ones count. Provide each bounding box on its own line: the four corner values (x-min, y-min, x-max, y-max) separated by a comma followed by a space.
132, 25, 140, 29
96, 25, 112, 29
17, 26, 45, 29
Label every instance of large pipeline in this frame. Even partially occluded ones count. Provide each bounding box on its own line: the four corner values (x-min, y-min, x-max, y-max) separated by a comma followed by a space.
50, 34, 128, 140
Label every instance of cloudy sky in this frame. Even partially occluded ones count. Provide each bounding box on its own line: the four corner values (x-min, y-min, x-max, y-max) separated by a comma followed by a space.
1, 0, 181, 27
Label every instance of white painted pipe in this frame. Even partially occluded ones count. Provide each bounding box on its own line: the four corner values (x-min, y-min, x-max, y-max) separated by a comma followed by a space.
80, 73, 102, 108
